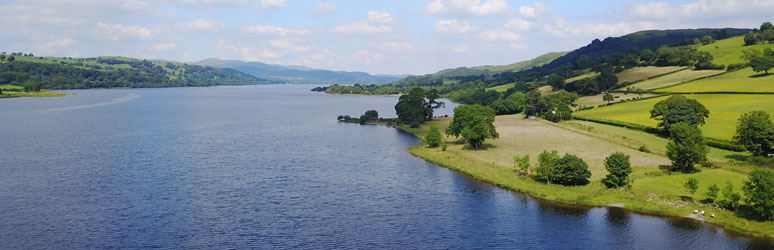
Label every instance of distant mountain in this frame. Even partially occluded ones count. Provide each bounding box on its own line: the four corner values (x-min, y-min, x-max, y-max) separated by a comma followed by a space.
193, 58, 404, 84
543, 28, 751, 69
431, 51, 568, 78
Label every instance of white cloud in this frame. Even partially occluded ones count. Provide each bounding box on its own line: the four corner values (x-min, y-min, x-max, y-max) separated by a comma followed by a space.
504, 18, 531, 31
541, 18, 659, 38
452, 44, 469, 53
518, 2, 552, 19
160, 0, 249, 4
39, 38, 76, 50
259, 0, 286, 8
626, 0, 774, 21
268, 39, 311, 52
95, 22, 153, 40
332, 11, 400, 34
372, 42, 416, 52
354, 50, 384, 64
434, 19, 475, 33
152, 43, 177, 51
311, 2, 338, 15
477, 28, 522, 42
509, 42, 528, 49
183, 19, 225, 31
239, 25, 309, 36
424, 0, 509, 16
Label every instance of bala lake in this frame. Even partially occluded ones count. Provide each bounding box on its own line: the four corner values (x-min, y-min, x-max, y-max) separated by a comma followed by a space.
1, 84, 773, 249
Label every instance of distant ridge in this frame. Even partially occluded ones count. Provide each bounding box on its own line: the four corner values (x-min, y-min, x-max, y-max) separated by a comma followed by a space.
192, 58, 405, 84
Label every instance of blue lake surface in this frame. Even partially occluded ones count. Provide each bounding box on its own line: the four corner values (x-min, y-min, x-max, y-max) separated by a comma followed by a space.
0, 84, 772, 249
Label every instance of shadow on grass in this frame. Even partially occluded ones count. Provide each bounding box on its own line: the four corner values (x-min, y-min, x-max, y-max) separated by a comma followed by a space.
734, 205, 772, 222
749, 73, 772, 78
462, 143, 496, 151
724, 154, 774, 168
680, 196, 693, 202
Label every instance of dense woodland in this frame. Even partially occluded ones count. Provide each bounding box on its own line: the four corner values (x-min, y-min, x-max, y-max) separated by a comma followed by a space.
0, 54, 268, 89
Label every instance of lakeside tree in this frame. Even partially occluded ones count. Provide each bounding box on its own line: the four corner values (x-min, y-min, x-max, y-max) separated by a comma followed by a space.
650, 95, 709, 132
445, 104, 498, 149
552, 154, 591, 186
734, 111, 774, 156
513, 155, 530, 176
602, 152, 632, 188
666, 122, 708, 173
721, 181, 741, 210
358, 110, 379, 124
425, 125, 442, 148
547, 73, 565, 91
23, 81, 42, 92
603, 92, 614, 104
395, 87, 430, 127
744, 169, 774, 220
684, 177, 699, 198
426, 88, 445, 118
705, 184, 720, 203
534, 150, 560, 184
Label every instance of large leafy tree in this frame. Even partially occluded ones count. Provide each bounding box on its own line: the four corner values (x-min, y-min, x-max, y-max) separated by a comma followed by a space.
734, 111, 774, 156
547, 73, 565, 91
666, 122, 708, 173
552, 154, 591, 186
425, 88, 445, 119
395, 87, 430, 127
602, 152, 632, 188
650, 95, 709, 132
445, 104, 498, 149
744, 169, 774, 220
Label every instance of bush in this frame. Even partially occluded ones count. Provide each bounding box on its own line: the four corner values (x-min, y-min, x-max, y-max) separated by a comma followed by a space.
425, 125, 442, 148
705, 184, 720, 203
533, 150, 590, 186
638, 145, 651, 153
734, 111, 774, 156
684, 177, 699, 198
726, 63, 749, 72
720, 181, 741, 210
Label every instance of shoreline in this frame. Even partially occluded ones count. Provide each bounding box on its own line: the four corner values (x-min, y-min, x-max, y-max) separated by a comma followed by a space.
0, 90, 74, 98
382, 120, 774, 240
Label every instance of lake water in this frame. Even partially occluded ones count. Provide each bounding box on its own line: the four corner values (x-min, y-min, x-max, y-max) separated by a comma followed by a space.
0, 84, 772, 249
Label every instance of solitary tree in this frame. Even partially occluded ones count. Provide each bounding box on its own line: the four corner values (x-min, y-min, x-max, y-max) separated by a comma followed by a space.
425, 88, 445, 119
602, 152, 632, 188
734, 111, 774, 156
445, 104, 498, 149
534, 150, 560, 184
425, 125, 442, 148
650, 95, 709, 132
552, 154, 591, 186
684, 177, 699, 198
744, 169, 774, 220
667, 122, 708, 173
514, 155, 530, 176
602, 92, 614, 104
700, 35, 714, 45
761, 22, 774, 32
395, 87, 429, 127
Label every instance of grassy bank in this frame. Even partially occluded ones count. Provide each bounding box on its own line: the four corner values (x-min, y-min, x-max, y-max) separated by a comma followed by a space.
0, 89, 73, 98
397, 116, 774, 238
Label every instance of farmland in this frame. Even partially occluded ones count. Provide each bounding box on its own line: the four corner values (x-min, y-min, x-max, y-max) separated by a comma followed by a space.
660, 67, 774, 93
623, 69, 724, 90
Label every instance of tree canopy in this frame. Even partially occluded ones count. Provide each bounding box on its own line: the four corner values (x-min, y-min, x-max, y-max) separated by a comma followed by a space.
666, 122, 708, 173
650, 95, 709, 132
602, 152, 632, 188
445, 104, 498, 149
744, 169, 774, 220
734, 111, 774, 156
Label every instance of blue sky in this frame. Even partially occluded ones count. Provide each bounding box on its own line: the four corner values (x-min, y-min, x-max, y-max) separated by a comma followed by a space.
1, 0, 773, 75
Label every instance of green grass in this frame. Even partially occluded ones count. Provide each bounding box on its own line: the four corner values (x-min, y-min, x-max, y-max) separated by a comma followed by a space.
699, 36, 774, 66
566, 72, 598, 83
575, 93, 656, 108
574, 94, 774, 141
486, 83, 515, 92
660, 67, 774, 93
615, 66, 686, 84
0, 90, 73, 98
624, 69, 724, 90
0, 84, 23, 90
401, 116, 774, 237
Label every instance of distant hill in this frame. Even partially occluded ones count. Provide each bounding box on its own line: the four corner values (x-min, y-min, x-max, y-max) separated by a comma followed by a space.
0, 55, 268, 89
543, 28, 751, 69
193, 58, 404, 84
432, 51, 568, 78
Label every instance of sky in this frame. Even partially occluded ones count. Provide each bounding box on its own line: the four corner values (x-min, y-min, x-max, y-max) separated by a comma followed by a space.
1, 0, 773, 75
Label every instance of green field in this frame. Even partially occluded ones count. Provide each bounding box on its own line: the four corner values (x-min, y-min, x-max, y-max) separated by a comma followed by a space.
574, 94, 774, 140
400, 116, 772, 237
487, 83, 515, 92
566, 72, 598, 83
699, 36, 774, 66
0, 84, 23, 90
615, 66, 686, 84
660, 67, 774, 93
624, 69, 724, 90
575, 93, 656, 108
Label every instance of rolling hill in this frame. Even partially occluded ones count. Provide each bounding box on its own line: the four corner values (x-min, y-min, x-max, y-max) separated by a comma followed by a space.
193, 58, 404, 85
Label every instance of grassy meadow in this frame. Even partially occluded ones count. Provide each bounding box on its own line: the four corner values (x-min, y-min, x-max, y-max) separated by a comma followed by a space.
574, 94, 774, 141
660, 67, 774, 93
566, 72, 599, 83
401, 115, 772, 237
624, 69, 724, 90
575, 93, 656, 108
615, 66, 686, 84
699, 36, 774, 66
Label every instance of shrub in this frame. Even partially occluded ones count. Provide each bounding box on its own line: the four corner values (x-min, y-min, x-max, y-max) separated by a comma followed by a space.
705, 184, 720, 203
684, 177, 699, 198
744, 169, 774, 220
533, 150, 590, 186
425, 125, 442, 148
